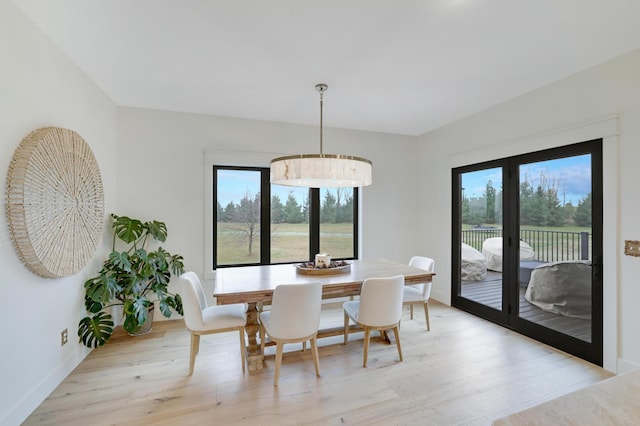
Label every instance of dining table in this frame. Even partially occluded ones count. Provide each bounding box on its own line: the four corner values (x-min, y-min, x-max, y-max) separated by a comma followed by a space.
214, 258, 434, 371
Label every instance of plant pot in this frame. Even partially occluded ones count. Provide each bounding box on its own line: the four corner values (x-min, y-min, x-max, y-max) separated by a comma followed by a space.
129, 305, 155, 336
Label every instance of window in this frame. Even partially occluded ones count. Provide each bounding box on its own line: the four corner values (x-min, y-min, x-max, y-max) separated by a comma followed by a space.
213, 165, 358, 268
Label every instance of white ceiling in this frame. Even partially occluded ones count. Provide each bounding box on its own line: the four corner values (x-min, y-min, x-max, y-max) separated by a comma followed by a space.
12, 0, 640, 136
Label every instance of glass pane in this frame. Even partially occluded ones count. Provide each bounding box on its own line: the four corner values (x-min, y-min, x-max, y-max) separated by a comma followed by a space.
518, 155, 592, 342
216, 169, 261, 266
270, 186, 309, 263
460, 168, 503, 310
320, 188, 354, 259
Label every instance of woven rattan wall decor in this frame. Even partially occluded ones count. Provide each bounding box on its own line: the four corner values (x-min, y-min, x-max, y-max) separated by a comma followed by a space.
6, 127, 105, 278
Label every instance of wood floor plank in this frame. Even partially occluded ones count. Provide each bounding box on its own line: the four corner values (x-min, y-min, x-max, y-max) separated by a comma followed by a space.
24, 301, 611, 425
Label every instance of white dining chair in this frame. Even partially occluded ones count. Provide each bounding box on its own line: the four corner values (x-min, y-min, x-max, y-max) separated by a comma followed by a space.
343, 275, 405, 368
402, 256, 435, 331
180, 271, 247, 375
259, 281, 322, 386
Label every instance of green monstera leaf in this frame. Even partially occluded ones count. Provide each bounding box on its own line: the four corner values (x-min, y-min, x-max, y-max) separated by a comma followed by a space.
83, 294, 104, 314
78, 312, 115, 348
111, 214, 144, 244
160, 294, 183, 317
145, 220, 167, 242
109, 250, 132, 272
84, 274, 121, 304
169, 253, 185, 276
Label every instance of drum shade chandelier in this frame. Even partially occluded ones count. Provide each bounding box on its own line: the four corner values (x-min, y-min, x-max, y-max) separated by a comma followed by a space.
270, 84, 373, 188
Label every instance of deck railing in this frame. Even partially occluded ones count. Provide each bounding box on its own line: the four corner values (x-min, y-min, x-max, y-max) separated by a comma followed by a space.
462, 228, 591, 262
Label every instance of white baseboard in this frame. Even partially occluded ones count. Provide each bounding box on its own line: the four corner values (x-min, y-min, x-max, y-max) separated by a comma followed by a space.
430, 290, 450, 305
617, 358, 640, 374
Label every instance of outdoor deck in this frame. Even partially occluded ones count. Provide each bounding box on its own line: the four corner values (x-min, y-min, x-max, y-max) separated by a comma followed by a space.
461, 271, 591, 342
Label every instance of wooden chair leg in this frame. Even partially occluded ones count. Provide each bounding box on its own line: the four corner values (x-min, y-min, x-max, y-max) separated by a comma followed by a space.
239, 328, 246, 373
195, 332, 201, 355
274, 342, 284, 386
392, 326, 403, 362
310, 336, 320, 377
424, 302, 430, 331
260, 323, 266, 354
410, 304, 414, 319
189, 333, 199, 375
302, 341, 306, 352
363, 328, 371, 368
343, 312, 349, 345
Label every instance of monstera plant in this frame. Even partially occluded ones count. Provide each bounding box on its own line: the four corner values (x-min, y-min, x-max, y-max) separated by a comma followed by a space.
78, 214, 184, 348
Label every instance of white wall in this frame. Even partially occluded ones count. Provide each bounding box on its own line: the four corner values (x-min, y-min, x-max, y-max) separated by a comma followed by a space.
116, 107, 421, 296
418, 48, 640, 373
0, 2, 118, 424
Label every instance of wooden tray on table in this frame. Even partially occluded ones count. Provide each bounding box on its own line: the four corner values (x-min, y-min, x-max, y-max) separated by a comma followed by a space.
294, 261, 351, 275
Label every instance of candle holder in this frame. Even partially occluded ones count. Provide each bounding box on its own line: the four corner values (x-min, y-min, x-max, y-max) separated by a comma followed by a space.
315, 253, 332, 268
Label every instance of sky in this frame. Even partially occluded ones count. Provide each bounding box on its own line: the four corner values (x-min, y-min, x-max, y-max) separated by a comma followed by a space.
219, 154, 592, 208
461, 154, 592, 206
216, 169, 310, 207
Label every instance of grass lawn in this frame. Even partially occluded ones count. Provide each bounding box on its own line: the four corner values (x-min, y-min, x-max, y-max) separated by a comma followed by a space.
216, 222, 353, 265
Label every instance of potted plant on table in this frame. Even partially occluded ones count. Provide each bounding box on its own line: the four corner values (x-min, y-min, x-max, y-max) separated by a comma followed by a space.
78, 214, 185, 348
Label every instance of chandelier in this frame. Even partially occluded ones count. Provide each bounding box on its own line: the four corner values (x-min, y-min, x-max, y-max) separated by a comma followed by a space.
270, 84, 373, 188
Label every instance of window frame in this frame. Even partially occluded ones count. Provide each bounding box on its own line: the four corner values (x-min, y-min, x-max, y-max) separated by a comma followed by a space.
205, 151, 359, 278
451, 139, 603, 366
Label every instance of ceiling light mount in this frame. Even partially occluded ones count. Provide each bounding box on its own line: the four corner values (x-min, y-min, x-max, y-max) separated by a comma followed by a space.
270, 84, 373, 188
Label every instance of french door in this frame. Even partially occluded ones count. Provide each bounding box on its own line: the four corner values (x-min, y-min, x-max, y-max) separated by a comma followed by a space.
451, 140, 603, 365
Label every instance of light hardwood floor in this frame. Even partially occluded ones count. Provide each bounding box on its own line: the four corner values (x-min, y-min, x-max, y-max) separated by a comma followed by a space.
25, 301, 612, 425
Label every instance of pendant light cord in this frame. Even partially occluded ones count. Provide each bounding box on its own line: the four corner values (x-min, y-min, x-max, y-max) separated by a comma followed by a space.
320, 90, 323, 156
316, 83, 327, 157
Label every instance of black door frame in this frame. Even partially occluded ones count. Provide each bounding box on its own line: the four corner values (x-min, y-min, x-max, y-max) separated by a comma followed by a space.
451, 139, 603, 366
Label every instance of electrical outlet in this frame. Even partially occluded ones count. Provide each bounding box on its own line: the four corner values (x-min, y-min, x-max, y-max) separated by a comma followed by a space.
61, 328, 68, 346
